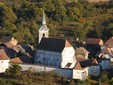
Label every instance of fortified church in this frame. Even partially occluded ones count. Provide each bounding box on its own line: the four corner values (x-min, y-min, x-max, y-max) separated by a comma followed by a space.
34, 11, 76, 68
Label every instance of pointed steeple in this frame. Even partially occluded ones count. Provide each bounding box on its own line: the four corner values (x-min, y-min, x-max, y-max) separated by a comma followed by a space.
42, 10, 46, 25
38, 10, 49, 43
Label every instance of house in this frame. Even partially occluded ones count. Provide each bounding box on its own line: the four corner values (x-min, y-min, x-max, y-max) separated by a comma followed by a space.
98, 37, 113, 60
98, 58, 110, 70
85, 38, 104, 56
13, 43, 33, 53
86, 38, 104, 46
75, 47, 89, 59
105, 36, 113, 49
73, 58, 100, 80
88, 59, 100, 76
73, 61, 88, 81
35, 38, 76, 68
100, 48, 113, 59
0, 49, 10, 73
0, 36, 18, 48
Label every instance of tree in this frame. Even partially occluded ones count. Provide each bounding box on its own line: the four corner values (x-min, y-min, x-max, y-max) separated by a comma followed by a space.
109, 77, 113, 85
101, 71, 109, 83
5, 64, 22, 76
76, 80, 90, 85
0, 2, 17, 36
67, 6, 81, 21
0, 79, 12, 85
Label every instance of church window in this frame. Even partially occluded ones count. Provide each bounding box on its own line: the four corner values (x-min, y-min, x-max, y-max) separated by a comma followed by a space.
43, 33, 45, 37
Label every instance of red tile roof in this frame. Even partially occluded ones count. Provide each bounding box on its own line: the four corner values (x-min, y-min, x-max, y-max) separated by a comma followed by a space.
102, 48, 113, 56
76, 58, 88, 62
10, 55, 33, 64
0, 49, 10, 60
101, 83, 108, 85
105, 37, 113, 47
10, 57, 23, 63
74, 62, 83, 70
86, 38, 102, 45
76, 58, 99, 68
76, 47, 89, 55
92, 59, 98, 65
65, 40, 71, 47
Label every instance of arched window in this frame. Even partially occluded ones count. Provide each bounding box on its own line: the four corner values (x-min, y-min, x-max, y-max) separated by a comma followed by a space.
43, 33, 45, 37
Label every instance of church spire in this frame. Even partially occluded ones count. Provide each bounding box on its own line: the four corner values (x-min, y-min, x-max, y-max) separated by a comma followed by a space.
42, 10, 46, 25
38, 10, 49, 43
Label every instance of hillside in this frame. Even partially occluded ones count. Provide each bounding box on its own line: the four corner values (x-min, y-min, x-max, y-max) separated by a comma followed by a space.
87, 0, 110, 3
0, 0, 113, 47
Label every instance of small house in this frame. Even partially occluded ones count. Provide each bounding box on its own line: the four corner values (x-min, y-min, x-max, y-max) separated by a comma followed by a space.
0, 49, 10, 73
75, 47, 89, 59
0, 36, 18, 48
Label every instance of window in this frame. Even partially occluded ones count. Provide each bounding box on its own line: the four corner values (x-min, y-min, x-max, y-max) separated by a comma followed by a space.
43, 33, 45, 37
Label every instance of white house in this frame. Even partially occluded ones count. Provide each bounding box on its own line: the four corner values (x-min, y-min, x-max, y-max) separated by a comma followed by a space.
73, 59, 100, 80
0, 49, 10, 73
75, 47, 89, 59
101, 48, 113, 59
35, 38, 76, 68
73, 61, 88, 81
100, 37, 113, 59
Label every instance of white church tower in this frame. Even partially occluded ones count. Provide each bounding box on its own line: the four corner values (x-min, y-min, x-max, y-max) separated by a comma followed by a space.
38, 10, 49, 43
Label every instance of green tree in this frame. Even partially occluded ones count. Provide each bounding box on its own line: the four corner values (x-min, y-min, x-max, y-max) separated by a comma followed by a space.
5, 64, 22, 76
0, 2, 17, 36
76, 80, 90, 85
109, 77, 113, 85
67, 6, 81, 21
0, 79, 12, 85
101, 71, 109, 83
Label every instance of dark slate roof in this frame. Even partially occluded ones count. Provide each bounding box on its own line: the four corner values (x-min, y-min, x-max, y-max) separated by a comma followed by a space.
4, 48, 17, 59
1, 36, 12, 43
79, 59, 99, 68
74, 58, 99, 70
38, 38, 71, 52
